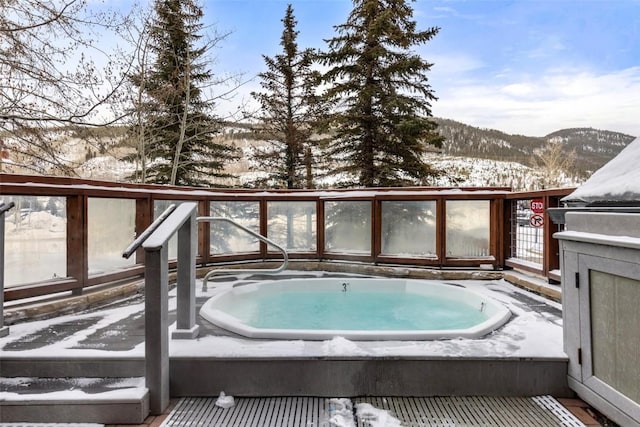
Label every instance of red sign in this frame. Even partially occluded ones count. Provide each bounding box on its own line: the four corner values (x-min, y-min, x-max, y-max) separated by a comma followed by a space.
530, 214, 544, 228
530, 199, 544, 214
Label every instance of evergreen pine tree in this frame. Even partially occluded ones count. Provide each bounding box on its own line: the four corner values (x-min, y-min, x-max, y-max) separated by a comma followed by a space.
250, 4, 322, 189
320, 0, 444, 187
130, 0, 238, 186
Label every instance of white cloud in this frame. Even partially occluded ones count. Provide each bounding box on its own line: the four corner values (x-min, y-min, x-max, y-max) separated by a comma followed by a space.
433, 66, 640, 137
500, 83, 535, 97
429, 53, 485, 76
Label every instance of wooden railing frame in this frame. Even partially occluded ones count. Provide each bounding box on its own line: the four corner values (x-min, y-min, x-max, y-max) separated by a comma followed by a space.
2, 173, 573, 301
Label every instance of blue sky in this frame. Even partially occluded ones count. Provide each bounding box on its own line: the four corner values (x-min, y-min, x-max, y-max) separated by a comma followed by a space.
200, 0, 640, 137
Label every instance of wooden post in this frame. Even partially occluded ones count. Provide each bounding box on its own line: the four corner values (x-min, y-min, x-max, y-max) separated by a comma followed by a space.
0, 202, 14, 337
66, 195, 87, 295
436, 197, 446, 267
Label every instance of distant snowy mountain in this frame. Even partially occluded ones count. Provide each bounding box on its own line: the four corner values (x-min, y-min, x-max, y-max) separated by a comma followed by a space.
2, 120, 633, 191
426, 155, 579, 191
434, 118, 635, 178
544, 128, 634, 175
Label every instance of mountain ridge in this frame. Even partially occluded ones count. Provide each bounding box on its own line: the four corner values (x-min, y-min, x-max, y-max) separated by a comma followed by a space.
2, 119, 635, 190
433, 118, 635, 177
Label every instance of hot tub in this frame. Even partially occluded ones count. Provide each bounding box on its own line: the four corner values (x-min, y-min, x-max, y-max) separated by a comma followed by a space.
199, 278, 511, 340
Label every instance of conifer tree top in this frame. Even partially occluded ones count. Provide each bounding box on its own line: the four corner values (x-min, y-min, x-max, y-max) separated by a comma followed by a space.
319, 0, 443, 187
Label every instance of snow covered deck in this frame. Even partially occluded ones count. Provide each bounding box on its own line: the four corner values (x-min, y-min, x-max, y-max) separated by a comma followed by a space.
1, 271, 565, 359
0, 270, 571, 423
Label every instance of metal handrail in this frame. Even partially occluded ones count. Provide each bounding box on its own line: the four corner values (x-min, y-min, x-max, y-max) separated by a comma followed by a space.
197, 216, 289, 291
0, 201, 15, 216
122, 204, 176, 259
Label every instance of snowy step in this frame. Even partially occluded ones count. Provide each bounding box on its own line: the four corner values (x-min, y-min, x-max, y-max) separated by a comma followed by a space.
0, 377, 149, 424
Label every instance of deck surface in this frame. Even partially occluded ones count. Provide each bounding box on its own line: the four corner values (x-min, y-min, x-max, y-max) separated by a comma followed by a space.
160, 395, 586, 427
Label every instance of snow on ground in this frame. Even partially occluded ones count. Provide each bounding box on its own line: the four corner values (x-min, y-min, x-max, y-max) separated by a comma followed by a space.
78, 155, 136, 181
0, 271, 564, 418
356, 402, 402, 427
0, 377, 147, 401
1, 298, 148, 358
171, 274, 564, 359
234, 154, 581, 190
0, 271, 565, 360
327, 398, 403, 427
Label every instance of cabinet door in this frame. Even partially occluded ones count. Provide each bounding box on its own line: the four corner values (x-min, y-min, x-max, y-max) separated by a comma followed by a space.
578, 253, 640, 422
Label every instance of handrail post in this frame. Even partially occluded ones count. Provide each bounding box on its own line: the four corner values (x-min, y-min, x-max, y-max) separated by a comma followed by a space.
1, 201, 15, 337
144, 244, 169, 415
139, 202, 198, 415
173, 207, 199, 339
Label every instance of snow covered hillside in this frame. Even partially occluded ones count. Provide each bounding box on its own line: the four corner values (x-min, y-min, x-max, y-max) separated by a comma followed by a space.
2, 121, 630, 190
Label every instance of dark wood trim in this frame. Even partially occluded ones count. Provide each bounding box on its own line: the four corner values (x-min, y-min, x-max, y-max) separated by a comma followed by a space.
3, 173, 510, 196
505, 258, 544, 276
4, 279, 80, 301
135, 197, 152, 265
321, 253, 375, 263
317, 200, 326, 261
66, 195, 86, 294
259, 199, 268, 259
502, 199, 515, 264
369, 199, 376, 260
2, 174, 570, 300
264, 252, 318, 260
198, 200, 210, 264
490, 199, 503, 268
443, 258, 497, 267
436, 198, 446, 267
373, 200, 382, 262
375, 256, 440, 266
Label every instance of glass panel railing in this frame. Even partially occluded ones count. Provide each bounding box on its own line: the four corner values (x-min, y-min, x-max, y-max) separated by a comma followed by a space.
324, 200, 371, 254
267, 201, 316, 252
381, 200, 437, 257
88, 198, 136, 275
2, 195, 67, 287
446, 200, 490, 258
210, 200, 260, 255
